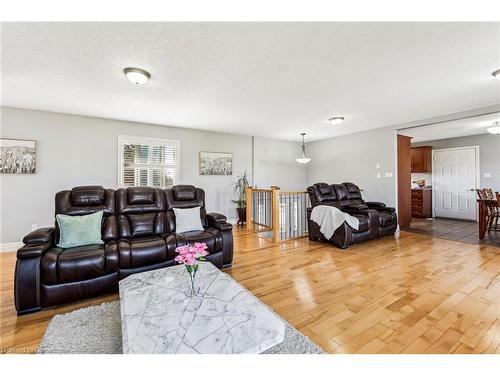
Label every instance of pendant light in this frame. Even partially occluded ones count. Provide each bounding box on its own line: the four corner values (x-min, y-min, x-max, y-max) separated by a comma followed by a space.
296, 133, 311, 164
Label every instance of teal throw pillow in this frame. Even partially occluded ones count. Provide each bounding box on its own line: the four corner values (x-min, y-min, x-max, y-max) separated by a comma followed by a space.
56, 211, 104, 248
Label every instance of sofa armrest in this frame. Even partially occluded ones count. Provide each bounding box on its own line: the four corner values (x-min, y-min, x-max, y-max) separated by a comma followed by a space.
23, 227, 55, 245
378, 206, 396, 213
206, 212, 232, 231
342, 207, 377, 217
366, 201, 386, 209
343, 204, 369, 211
17, 227, 55, 260
17, 242, 53, 259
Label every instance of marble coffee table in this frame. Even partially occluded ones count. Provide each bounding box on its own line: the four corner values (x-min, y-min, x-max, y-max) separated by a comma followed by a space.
119, 262, 285, 354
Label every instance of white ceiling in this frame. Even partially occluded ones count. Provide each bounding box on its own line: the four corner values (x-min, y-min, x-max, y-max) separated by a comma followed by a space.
398, 112, 500, 142
1, 22, 499, 142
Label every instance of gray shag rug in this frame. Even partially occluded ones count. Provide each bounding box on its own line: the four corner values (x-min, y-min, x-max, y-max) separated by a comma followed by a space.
37, 301, 324, 354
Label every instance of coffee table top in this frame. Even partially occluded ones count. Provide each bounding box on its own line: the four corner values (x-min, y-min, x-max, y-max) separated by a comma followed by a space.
119, 262, 285, 354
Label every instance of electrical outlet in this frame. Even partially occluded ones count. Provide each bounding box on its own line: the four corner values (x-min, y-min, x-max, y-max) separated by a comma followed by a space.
376, 173, 381, 178
375, 163, 380, 169
31, 224, 38, 231
384, 172, 393, 178
484, 173, 491, 178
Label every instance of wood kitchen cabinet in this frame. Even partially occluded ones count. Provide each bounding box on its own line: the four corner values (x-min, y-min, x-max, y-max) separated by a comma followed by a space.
411, 146, 432, 173
411, 189, 432, 218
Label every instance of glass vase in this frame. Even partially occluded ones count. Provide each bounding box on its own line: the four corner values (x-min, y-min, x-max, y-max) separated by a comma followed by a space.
186, 264, 200, 296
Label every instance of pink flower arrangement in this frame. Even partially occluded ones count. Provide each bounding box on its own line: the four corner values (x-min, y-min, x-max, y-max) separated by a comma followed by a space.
174, 242, 209, 266
175, 243, 208, 296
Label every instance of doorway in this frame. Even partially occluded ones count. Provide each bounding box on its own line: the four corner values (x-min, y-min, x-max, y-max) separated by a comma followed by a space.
432, 146, 479, 220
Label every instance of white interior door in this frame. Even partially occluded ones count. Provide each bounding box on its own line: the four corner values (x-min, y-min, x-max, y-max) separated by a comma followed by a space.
433, 147, 478, 221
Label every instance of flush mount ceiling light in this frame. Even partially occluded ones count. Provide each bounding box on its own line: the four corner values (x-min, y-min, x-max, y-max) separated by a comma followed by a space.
487, 121, 500, 135
296, 133, 311, 164
329, 116, 345, 125
123, 67, 151, 85
492, 69, 500, 79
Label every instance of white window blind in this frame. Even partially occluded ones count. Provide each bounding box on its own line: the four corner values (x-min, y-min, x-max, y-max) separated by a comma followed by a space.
118, 136, 179, 188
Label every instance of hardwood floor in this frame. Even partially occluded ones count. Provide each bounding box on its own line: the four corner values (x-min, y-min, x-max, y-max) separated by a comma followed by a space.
1, 228, 500, 354
406, 217, 500, 247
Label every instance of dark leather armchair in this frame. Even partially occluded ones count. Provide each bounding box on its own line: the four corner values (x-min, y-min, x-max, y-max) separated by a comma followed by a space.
307, 182, 397, 249
14, 185, 233, 315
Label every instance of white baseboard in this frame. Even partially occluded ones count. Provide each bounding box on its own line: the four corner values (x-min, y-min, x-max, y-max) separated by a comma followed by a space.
0, 242, 22, 253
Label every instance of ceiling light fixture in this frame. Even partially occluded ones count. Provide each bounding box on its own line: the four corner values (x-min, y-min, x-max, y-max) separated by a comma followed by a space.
296, 133, 311, 164
123, 67, 151, 85
487, 121, 500, 135
329, 116, 345, 125
492, 69, 500, 79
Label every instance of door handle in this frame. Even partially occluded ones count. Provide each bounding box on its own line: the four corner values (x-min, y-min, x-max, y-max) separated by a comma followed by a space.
470, 188, 475, 191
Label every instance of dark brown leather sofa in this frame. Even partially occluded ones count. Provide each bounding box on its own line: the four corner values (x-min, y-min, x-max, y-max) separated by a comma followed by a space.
307, 182, 397, 248
14, 185, 233, 315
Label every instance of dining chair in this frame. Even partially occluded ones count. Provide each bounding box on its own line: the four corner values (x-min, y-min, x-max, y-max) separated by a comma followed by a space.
483, 188, 499, 232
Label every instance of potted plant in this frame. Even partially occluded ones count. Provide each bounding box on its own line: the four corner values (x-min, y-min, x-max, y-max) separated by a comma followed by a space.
232, 170, 251, 226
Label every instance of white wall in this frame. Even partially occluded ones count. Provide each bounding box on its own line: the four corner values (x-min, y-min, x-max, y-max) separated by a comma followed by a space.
253, 136, 307, 191
413, 134, 500, 191
0, 107, 315, 244
0, 107, 256, 243
306, 127, 397, 207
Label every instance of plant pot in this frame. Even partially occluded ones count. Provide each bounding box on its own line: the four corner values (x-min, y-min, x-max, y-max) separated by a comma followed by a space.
236, 207, 247, 226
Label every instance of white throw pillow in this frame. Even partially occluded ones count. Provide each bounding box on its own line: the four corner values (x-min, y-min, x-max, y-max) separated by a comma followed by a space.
173, 207, 204, 233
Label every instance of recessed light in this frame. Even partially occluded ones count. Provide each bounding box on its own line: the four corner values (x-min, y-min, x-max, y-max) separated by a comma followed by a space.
328, 117, 344, 125
493, 69, 500, 79
124, 67, 151, 85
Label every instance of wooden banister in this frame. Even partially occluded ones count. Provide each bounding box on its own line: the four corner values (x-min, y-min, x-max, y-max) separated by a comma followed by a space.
245, 187, 253, 232
245, 185, 310, 242
271, 186, 280, 243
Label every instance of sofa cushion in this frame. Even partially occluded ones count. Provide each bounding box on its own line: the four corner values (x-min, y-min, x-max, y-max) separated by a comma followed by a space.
127, 187, 155, 204
172, 185, 197, 201
350, 215, 370, 232
333, 184, 349, 201
71, 186, 106, 206
41, 242, 118, 284
318, 183, 333, 195
118, 236, 172, 269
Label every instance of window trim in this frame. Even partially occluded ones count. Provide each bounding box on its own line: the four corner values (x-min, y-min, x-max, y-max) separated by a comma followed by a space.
117, 135, 181, 188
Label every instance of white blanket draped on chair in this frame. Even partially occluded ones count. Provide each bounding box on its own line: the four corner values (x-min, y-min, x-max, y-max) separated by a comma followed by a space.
310, 205, 359, 240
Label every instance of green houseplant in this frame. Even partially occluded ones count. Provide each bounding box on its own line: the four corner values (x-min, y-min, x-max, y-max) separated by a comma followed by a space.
232, 170, 251, 226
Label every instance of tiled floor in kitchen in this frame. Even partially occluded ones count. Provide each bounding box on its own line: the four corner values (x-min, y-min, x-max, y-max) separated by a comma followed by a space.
405, 217, 500, 247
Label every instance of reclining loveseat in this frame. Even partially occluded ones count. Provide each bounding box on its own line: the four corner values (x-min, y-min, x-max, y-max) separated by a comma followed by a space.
307, 182, 397, 248
14, 185, 233, 315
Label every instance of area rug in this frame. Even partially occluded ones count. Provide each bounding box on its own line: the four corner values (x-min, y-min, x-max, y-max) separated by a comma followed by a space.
37, 301, 324, 354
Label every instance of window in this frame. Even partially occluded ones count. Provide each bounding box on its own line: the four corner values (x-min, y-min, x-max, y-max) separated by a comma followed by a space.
118, 135, 180, 188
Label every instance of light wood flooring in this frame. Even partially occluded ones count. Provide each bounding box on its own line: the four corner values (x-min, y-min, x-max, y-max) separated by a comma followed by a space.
1, 228, 500, 354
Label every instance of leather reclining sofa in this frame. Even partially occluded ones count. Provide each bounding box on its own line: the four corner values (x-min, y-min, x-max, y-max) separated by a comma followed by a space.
307, 182, 397, 248
14, 185, 233, 315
